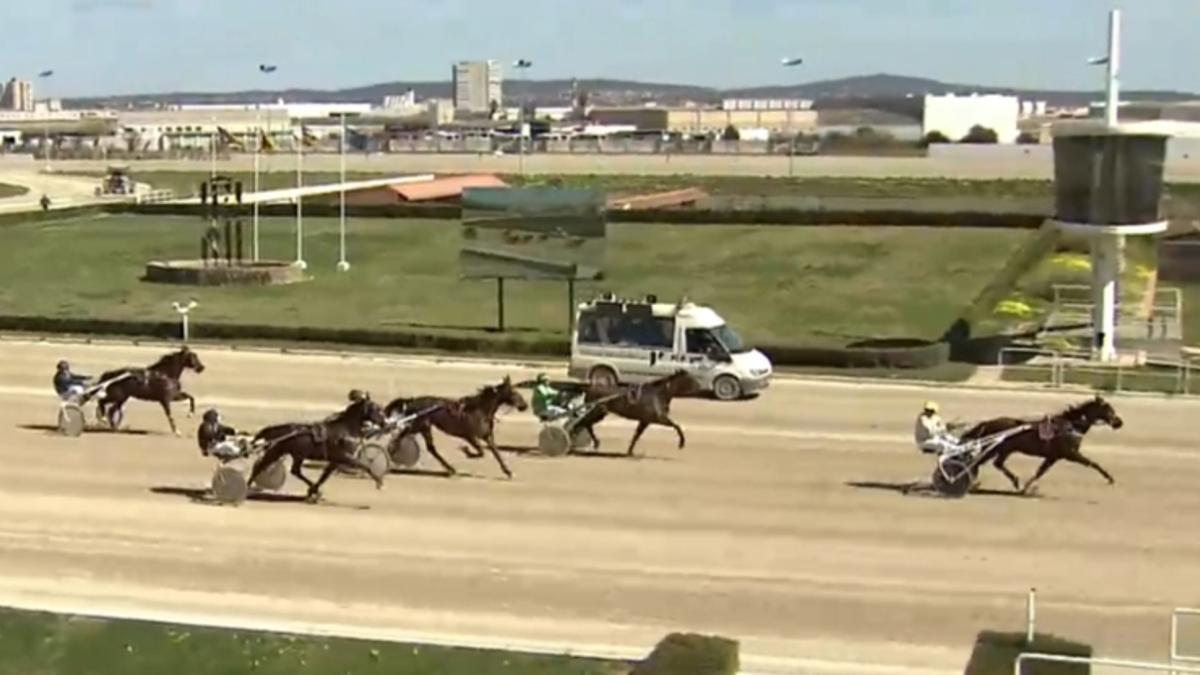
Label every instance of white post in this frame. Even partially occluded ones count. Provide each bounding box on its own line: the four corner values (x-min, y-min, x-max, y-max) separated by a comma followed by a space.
295, 129, 305, 269
1092, 233, 1120, 362
1025, 587, 1037, 644
252, 107, 261, 262
172, 301, 197, 343
1105, 9, 1121, 127
337, 113, 349, 272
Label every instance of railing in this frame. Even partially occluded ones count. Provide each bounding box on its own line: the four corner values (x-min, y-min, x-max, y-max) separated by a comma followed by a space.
1172, 607, 1200, 670
134, 189, 176, 204
997, 346, 1195, 395
1016, 653, 1200, 674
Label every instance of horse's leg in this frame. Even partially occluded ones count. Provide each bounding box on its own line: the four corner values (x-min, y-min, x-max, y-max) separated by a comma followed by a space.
471, 435, 512, 479
335, 448, 385, 490
287, 454, 317, 491
306, 463, 340, 502
158, 399, 180, 436
585, 423, 600, 449
661, 415, 685, 449
172, 390, 196, 416
248, 446, 294, 487
419, 428, 457, 476
1022, 457, 1060, 494
1066, 451, 1116, 485
991, 450, 1022, 492
626, 421, 650, 456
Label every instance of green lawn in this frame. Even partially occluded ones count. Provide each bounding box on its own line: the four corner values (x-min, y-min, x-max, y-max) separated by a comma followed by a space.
0, 182, 29, 199
0, 215, 1028, 348
0, 608, 625, 675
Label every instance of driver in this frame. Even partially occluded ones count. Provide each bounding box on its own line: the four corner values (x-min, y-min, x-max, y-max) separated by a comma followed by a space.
532, 373, 570, 420
53, 360, 93, 402
197, 408, 241, 458
915, 401, 958, 455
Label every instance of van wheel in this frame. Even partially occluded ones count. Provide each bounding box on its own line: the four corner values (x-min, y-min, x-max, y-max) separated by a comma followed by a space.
588, 366, 619, 388
712, 375, 743, 401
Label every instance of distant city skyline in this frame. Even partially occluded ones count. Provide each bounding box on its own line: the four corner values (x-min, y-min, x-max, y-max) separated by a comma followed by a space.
5, 0, 1198, 98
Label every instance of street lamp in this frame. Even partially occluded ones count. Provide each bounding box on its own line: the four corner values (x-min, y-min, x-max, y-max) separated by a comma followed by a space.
1087, 9, 1120, 126
172, 300, 198, 343
253, 64, 277, 262
513, 59, 533, 174
38, 70, 54, 172
337, 112, 350, 272
781, 57, 803, 178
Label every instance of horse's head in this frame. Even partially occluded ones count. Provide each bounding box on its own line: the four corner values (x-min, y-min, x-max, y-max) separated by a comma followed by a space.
1083, 394, 1123, 430
665, 369, 702, 398
496, 375, 528, 412
180, 346, 205, 373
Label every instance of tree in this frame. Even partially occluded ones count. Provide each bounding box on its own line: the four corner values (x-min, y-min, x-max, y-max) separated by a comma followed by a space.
920, 130, 951, 146
1016, 131, 1041, 145
960, 125, 999, 144
721, 124, 740, 141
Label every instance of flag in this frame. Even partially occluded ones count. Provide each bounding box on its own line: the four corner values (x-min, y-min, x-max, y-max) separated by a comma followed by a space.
216, 126, 243, 150
258, 129, 276, 152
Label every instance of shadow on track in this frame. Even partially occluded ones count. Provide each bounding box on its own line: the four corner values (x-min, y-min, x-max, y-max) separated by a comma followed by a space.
148, 486, 370, 510
844, 480, 1038, 500
20, 424, 151, 436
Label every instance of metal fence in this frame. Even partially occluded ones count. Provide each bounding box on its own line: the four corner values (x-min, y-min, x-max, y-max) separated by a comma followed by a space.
1173, 607, 1200, 671
1016, 653, 1200, 674
997, 346, 1196, 395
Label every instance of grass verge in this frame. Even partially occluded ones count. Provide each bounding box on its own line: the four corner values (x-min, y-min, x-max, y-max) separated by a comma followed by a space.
0, 215, 1027, 350
0, 182, 30, 199
0, 607, 627, 675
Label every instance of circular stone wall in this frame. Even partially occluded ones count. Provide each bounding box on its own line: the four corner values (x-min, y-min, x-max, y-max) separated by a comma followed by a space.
144, 260, 307, 286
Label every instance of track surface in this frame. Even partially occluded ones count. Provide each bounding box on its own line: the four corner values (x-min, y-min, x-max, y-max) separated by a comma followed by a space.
1, 340, 1197, 673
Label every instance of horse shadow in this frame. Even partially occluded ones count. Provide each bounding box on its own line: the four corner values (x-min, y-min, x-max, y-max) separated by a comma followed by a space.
844, 480, 1038, 500
19, 424, 152, 436
148, 486, 370, 510
497, 444, 671, 461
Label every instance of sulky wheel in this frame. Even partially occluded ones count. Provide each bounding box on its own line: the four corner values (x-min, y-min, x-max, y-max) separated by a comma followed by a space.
931, 456, 975, 498
211, 464, 249, 505
388, 434, 422, 469
357, 442, 391, 479
538, 424, 572, 457
250, 457, 288, 492
571, 427, 592, 451
57, 403, 86, 437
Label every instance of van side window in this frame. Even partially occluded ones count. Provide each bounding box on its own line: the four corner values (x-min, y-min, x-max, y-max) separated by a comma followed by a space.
576, 308, 673, 349
577, 311, 602, 344
685, 328, 720, 355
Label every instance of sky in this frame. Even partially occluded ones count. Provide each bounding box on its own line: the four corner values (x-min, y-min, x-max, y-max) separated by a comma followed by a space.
4, 0, 1199, 97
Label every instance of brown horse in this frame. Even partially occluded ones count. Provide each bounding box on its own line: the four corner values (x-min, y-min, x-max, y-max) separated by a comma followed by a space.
573, 370, 702, 456
385, 376, 528, 478
92, 347, 206, 435
248, 396, 389, 502
959, 394, 1124, 494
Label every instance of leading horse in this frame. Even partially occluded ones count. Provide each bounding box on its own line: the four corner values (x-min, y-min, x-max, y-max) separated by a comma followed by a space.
572, 370, 701, 456
960, 394, 1124, 494
385, 376, 528, 479
93, 346, 206, 435
248, 395, 390, 502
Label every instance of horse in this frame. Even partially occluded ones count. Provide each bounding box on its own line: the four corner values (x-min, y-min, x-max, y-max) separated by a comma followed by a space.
959, 394, 1124, 494
385, 376, 528, 479
572, 370, 702, 456
247, 395, 389, 503
93, 346, 206, 435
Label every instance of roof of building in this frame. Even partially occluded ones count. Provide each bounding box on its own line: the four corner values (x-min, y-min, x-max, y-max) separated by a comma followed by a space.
390, 174, 507, 202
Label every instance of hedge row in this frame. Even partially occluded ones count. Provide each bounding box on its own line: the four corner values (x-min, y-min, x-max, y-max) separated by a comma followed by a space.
0, 314, 953, 369
123, 202, 1045, 228
0, 205, 110, 228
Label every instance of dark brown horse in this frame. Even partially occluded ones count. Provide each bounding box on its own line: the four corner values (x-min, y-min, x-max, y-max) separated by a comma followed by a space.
573, 370, 702, 456
93, 347, 206, 435
385, 376, 528, 479
248, 396, 389, 502
960, 394, 1124, 494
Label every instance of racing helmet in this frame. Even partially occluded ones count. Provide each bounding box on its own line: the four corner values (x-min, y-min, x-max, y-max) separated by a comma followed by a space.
202, 408, 220, 424
536, 373, 549, 384
348, 389, 367, 402
56, 360, 69, 371
923, 401, 939, 414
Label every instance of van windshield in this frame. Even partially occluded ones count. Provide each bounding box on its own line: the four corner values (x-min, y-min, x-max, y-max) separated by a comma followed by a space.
713, 324, 748, 354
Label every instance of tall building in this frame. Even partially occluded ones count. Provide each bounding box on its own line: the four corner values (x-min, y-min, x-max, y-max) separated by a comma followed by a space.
0, 78, 34, 111
452, 61, 502, 114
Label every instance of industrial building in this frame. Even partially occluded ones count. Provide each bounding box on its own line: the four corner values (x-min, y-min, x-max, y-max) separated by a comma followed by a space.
922, 93, 1021, 143
452, 60, 503, 114
588, 106, 817, 135
0, 78, 34, 112
721, 98, 812, 111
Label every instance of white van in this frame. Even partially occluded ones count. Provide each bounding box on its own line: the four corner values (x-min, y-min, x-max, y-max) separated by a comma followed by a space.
567, 295, 773, 400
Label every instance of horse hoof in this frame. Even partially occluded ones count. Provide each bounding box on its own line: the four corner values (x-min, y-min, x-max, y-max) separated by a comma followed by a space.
305, 493, 322, 504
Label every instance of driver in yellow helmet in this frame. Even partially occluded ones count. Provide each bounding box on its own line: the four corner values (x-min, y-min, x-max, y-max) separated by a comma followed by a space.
914, 400, 957, 455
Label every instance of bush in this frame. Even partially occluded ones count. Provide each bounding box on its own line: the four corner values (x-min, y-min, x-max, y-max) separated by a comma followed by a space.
965, 630, 1091, 675
921, 130, 951, 146
1017, 131, 1041, 145
630, 633, 738, 675
961, 125, 1000, 144
720, 125, 740, 142
761, 339, 950, 369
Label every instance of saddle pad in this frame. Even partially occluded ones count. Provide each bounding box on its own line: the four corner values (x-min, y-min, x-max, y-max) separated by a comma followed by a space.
1037, 418, 1055, 441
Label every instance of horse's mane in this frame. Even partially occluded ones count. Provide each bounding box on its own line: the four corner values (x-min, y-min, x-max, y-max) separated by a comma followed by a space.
148, 350, 184, 370
1057, 397, 1100, 418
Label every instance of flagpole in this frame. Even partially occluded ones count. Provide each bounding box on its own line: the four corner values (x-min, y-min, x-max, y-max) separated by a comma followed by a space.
337, 113, 349, 272
252, 110, 261, 262
295, 127, 305, 269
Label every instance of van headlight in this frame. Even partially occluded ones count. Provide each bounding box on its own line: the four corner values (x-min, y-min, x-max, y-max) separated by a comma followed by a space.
750, 368, 771, 377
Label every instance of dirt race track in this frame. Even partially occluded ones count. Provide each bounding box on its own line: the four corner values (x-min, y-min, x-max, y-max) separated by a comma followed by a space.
0, 339, 1197, 674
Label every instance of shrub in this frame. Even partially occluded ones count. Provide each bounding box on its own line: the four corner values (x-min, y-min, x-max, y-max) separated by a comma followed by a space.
630, 633, 738, 675
961, 125, 1000, 144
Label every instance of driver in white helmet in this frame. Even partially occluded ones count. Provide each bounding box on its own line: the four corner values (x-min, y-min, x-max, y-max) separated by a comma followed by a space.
915, 401, 958, 455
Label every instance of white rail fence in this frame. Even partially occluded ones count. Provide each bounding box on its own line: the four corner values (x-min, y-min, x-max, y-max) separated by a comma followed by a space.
1172, 607, 1200, 671
997, 346, 1200, 395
